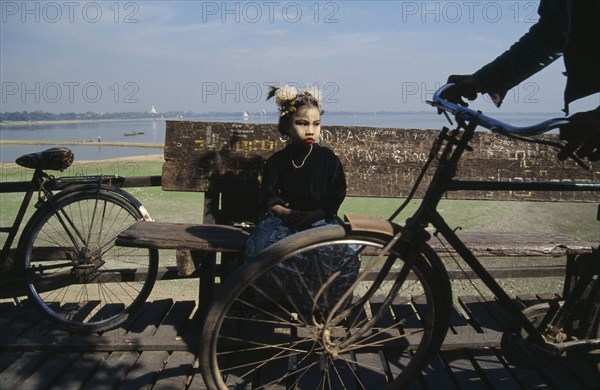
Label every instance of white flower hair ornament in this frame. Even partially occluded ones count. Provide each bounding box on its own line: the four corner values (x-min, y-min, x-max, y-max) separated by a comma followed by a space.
268, 85, 322, 117
274, 85, 298, 106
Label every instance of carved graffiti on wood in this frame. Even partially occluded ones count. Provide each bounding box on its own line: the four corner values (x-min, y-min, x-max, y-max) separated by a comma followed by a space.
163, 121, 599, 202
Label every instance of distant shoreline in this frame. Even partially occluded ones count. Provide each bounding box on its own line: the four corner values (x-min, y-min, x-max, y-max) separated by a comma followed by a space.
0, 153, 164, 167
0, 117, 167, 127
1, 111, 563, 128
0, 139, 163, 148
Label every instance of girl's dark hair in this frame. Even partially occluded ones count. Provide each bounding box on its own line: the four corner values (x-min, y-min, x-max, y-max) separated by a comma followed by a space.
267, 86, 324, 136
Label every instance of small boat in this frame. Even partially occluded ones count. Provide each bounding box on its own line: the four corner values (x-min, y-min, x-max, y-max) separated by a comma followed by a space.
123, 131, 145, 136
243, 111, 249, 120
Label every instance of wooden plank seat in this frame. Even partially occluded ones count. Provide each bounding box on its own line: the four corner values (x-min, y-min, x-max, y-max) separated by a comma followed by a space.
117, 220, 595, 260
117, 220, 594, 258
113, 121, 597, 317
427, 231, 595, 257
116, 220, 596, 303
116, 221, 251, 316
115, 221, 250, 252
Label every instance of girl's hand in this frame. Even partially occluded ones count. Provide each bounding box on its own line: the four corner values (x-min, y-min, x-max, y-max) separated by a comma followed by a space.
270, 206, 324, 229
294, 209, 325, 229
271, 205, 305, 227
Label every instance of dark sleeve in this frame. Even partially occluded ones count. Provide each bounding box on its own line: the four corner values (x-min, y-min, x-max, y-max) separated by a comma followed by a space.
320, 151, 346, 218
260, 156, 286, 214
473, 0, 567, 106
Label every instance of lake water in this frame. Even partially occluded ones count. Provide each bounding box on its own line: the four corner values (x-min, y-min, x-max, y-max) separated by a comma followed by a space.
0, 112, 559, 163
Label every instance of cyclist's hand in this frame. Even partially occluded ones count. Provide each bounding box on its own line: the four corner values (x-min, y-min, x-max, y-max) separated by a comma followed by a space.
441, 75, 482, 107
558, 109, 600, 162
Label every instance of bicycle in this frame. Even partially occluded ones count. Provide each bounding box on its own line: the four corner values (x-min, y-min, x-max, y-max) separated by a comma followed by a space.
0, 147, 158, 333
199, 84, 600, 388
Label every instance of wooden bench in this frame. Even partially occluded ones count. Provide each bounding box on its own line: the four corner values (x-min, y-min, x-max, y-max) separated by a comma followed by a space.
116, 120, 599, 315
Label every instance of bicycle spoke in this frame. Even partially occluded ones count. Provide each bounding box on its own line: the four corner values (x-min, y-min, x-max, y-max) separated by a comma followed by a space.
22, 189, 157, 332
203, 233, 448, 388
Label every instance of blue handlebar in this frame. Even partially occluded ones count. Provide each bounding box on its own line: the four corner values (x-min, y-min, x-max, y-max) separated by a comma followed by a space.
428, 84, 570, 136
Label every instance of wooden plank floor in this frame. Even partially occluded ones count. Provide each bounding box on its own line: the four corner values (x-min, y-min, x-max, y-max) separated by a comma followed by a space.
0, 296, 598, 389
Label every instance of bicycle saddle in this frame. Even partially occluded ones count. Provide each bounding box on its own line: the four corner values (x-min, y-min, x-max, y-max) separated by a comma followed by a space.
16, 147, 74, 171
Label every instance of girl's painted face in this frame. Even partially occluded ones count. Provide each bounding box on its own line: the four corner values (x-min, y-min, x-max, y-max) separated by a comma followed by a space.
288, 106, 321, 145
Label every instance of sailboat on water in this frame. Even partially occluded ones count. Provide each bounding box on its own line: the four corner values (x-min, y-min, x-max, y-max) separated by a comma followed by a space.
243, 111, 249, 120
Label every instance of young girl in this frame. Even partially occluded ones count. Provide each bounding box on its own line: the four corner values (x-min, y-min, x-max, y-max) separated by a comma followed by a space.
245, 85, 359, 311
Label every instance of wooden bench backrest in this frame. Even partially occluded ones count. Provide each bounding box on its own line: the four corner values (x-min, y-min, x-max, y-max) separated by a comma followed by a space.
163, 120, 598, 203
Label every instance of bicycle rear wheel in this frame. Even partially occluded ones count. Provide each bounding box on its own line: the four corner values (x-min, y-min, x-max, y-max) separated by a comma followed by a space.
200, 224, 451, 389
19, 187, 158, 333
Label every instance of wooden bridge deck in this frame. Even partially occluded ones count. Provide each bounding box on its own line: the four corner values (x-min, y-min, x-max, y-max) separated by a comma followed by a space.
0, 295, 598, 389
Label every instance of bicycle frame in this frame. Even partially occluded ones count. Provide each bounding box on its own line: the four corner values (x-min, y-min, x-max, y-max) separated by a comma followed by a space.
0, 147, 159, 332
0, 168, 43, 267
0, 169, 139, 283
397, 113, 600, 353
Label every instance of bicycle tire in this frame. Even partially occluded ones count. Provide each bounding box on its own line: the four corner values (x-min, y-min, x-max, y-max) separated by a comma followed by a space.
18, 187, 158, 333
200, 224, 451, 389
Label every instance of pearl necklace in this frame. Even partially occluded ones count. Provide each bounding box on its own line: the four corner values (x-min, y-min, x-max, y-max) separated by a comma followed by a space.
291, 143, 313, 169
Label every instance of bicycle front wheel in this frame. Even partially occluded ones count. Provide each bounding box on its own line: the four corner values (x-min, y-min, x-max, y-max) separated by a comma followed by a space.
19, 187, 158, 333
200, 224, 451, 389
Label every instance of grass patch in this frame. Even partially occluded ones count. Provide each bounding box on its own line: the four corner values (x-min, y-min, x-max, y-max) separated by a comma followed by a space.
1, 156, 596, 301
340, 197, 598, 242
2, 155, 598, 242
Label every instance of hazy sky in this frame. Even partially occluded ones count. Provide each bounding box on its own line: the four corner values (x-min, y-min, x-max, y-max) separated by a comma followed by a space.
1, 1, 598, 114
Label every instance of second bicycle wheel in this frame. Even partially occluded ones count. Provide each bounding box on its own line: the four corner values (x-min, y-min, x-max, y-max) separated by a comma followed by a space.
201, 224, 451, 389
18, 186, 158, 333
